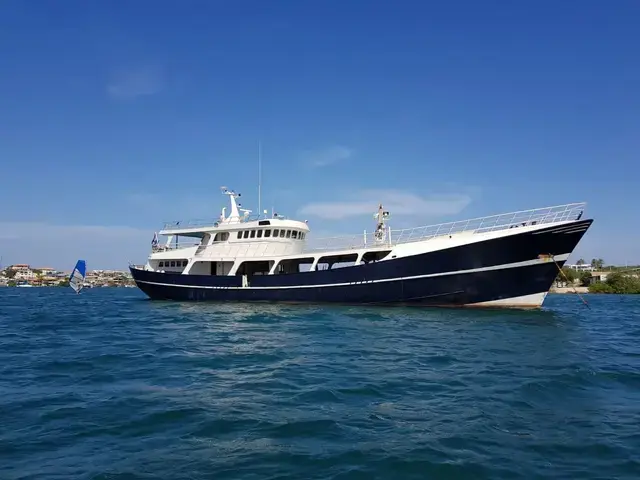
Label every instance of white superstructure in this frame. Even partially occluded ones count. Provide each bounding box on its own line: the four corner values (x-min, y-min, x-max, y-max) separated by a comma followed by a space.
141, 186, 586, 284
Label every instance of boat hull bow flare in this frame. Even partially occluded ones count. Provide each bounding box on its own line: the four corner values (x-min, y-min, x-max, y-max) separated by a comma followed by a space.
129, 191, 593, 309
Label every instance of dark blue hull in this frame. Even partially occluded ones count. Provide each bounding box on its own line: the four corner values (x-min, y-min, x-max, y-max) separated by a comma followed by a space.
130, 219, 592, 308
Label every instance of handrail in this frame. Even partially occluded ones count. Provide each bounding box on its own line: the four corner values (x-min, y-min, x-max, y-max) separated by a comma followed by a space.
151, 243, 200, 252
304, 202, 586, 252
153, 202, 586, 254
160, 214, 291, 232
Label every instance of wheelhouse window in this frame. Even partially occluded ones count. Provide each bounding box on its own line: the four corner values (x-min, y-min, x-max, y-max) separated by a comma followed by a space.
250, 230, 256, 238
291, 231, 298, 239
243, 231, 249, 239
237, 232, 242, 239
265, 229, 271, 237
257, 230, 263, 238
279, 230, 285, 238
159, 262, 164, 267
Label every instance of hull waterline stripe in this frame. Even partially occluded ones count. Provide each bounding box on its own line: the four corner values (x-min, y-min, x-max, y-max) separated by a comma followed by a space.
133, 254, 570, 291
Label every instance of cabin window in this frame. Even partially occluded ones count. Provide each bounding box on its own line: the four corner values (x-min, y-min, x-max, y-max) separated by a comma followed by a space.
275, 257, 315, 274
170, 261, 176, 267
273, 229, 279, 237
236, 260, 274, 276
159, 262, 164, 267
279, 230, 285, 238
243, 231, 249, 239
301, 233, 306, 240
237, 232, 242, 239
265, 229, 271, 238
362, 250, 391, 264
291, 231, 298, 239
316, 253, 358, 271
183, 260, 188, 267
257, 230, 263, 238
286, 230, 291, 238
214, 232, 229, 242
250, 230, 256, 238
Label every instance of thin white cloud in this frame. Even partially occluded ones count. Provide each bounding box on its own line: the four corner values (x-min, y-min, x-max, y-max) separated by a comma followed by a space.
0, 222, 152, 270
125, 192, 220, 221
107, 65, 164, 99
298, 189, 473, 220
302, 145, 353, 168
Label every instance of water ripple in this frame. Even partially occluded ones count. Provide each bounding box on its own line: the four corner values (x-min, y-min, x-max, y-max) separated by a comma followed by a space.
1, 289, 639, 479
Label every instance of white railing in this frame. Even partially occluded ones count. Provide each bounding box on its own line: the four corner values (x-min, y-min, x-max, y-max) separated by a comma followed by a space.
304, 231, 392, 253
151, 243, 200, 253
193, 241, 301, 259
160, 214, 290, 232
304, 202, 586, 253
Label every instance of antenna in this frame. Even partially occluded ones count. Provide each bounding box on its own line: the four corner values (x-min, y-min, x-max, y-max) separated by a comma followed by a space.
258, 140, 262, 219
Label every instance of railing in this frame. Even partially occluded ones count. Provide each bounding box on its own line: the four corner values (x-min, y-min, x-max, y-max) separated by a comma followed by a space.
160, 214, 289, 232
304, 202, 586, 253
151, 243, 200, 253
304, 231, 392, 253
194, 241, 300, 258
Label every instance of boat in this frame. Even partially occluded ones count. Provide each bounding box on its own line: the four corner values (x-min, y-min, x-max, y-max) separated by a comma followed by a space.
16, 282, 34, 288
69, 260, 86, 294
129, 187, 593, 309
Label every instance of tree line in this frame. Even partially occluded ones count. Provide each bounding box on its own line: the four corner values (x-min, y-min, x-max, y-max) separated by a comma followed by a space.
555, 258, 640, 294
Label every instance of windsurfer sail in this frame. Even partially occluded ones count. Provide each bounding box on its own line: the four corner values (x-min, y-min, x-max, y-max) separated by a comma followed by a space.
69, 260, 86, 294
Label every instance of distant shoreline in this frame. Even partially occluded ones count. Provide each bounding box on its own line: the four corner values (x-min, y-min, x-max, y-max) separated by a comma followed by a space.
550, 287, 589, 294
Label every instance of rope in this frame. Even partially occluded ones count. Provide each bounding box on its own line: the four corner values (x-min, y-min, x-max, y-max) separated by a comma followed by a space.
549, 254, 590, 309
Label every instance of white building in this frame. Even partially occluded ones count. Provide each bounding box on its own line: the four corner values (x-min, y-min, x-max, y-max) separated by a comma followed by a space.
566, 263, 594, 272
14, 269, 36, 281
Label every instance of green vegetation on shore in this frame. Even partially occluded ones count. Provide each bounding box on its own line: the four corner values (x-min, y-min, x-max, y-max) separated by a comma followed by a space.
555, 267, 592, 287
588, 272, 640, 294
554, 258, 640, 294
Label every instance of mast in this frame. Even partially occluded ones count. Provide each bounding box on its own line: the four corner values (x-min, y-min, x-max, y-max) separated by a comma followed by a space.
258, 140, 262, 219
220, 187, 242, 222
374, 203, 390, 242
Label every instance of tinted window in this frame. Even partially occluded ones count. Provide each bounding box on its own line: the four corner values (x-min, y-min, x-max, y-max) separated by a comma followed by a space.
257, 230, 263, 238
273, 229, 279, 237
265, 230, 271, 237
291, 231, 298, 239
237, 232, 242, 239
250, 230, 256, 238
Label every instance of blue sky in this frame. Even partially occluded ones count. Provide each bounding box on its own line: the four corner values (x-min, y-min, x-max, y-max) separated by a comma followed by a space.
0, 0, 638, 269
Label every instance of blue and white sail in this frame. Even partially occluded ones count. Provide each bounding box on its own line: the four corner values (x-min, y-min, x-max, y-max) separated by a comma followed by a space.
69, 260, 86, 294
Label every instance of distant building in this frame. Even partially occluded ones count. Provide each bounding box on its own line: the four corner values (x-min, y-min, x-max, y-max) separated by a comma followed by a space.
36, 267, 57, 275
9, 264, 30, 271
588, 271, 609, 284
566, 264, 594, 272
14, 269, 36, 281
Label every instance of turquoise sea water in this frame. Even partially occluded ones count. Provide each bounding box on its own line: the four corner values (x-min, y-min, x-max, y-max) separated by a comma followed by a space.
1, 288, 639, 479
